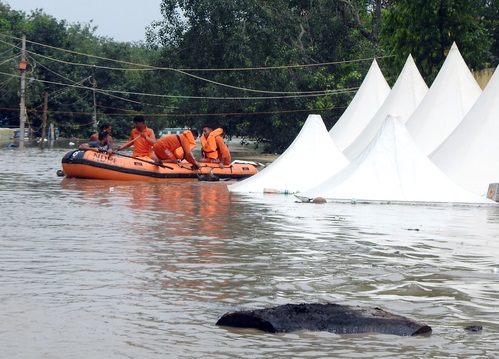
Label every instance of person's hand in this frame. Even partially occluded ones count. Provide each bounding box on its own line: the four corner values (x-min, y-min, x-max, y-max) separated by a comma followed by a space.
174, 159, 183, 168
116, 146, 122, 151
219, 163, 224, 169
191, 163, 200, 170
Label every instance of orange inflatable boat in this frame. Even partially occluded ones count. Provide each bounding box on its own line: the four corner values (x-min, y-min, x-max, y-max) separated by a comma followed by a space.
61, 150, 259, 181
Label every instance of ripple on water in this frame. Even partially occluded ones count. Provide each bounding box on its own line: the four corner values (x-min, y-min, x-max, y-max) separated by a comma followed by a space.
1, 147, 499, 358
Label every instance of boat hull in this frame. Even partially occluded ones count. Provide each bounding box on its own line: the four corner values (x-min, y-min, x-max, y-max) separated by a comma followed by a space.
61, 150, 258, 181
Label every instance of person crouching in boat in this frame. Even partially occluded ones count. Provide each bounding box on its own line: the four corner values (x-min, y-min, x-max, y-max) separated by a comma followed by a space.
90, 122, 114, 150
117, 116, 157, 160
199, 125, 231, 168
152, 129, 201, 169
79, 131, 113, 153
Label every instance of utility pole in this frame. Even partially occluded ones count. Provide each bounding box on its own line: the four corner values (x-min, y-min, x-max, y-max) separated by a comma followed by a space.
39, 91, 48, 148
19, 32, 27, 145
90, 76, 97, 130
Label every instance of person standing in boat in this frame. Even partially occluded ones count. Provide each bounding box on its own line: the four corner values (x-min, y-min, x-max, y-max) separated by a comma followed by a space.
90, 123, 114, 150
117, 116, 156, 159
152, 129, 201, 169
79, 131, 112, 153
199, 125, 231, 168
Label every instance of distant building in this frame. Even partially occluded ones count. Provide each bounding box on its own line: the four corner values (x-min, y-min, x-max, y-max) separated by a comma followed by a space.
14, 128, 41, 138
0, 128, 15, 141
159, 127, 190, 138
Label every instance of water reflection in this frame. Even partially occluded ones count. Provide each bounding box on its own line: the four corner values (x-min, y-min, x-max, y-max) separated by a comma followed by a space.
1, 147, 499, 358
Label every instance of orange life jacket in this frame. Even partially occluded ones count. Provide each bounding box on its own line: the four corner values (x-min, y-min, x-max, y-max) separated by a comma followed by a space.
201, 128, 223, 160
174, 130, 197, 159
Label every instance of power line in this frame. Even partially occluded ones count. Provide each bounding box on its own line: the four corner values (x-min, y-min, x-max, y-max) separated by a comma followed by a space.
6, 105, 345, 119
0, 68, 360, 101
26, 50, 357, 96
2, 32, 375, 96
9, 33, 386, 72
0, 32, 364, 123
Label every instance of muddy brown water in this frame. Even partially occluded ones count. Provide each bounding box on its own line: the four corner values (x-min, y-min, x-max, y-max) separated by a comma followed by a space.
1, 143, 498, 358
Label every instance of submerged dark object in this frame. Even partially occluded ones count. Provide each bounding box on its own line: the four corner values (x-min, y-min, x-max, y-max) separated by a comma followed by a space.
197, 168, 220, 182
216, 303, 432, 336
464, 325, 482, 332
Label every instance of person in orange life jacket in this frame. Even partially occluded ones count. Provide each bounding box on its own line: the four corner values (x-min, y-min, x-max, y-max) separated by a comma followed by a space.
79, 131, 113, 153
90, 122, 114, 150
152, 129, 201, 169
199, 125, 231, 168
116, 116, 157, 160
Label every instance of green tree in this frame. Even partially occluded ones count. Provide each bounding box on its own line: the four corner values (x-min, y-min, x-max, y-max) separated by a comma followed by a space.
480, 0, 499, 66
381, 0, 491, 83
0, 2, 30, 128
338, 0, 392, 47
148, 0, 375, 152
0, 3, 165, 138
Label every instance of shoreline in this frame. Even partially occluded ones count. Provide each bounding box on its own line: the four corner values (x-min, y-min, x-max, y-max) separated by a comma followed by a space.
232, 153, 279, 165
1, 138, 280, 165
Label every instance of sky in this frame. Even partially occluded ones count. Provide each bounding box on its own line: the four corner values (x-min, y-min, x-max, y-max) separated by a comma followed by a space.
7, 0, 163, 42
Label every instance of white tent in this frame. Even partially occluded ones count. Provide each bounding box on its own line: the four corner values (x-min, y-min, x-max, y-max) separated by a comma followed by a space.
301, 116, 494, 204
430, 66, 499, 196
343, 54, 428, 161
228, 114, 349, 193
406, 42, 482, 156
329, 59, 391, 151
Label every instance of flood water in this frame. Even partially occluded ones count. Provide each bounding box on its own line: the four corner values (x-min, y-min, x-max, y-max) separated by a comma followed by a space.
1, 144, 499, 358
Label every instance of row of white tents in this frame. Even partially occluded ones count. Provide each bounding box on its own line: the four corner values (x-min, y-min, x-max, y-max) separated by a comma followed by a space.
228, 43, 499, 205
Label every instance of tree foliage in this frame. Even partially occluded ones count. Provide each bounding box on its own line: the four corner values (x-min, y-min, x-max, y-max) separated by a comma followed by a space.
337, 0, 394, 46
0, 0, 498, 152
480, 0, 499, 67
0, 2, 157, 139
147, 0, 375, 152
381, 0, 492, 83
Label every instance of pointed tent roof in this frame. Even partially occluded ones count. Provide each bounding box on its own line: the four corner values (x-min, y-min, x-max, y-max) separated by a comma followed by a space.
406, 42, 482, 156
228, 114, 349, 193
329, 59, 391, 151
343, 54, 428, 161
430, 66, 499, 196
301, 116, 493, 204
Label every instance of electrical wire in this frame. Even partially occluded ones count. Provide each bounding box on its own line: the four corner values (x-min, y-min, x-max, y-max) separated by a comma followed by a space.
26, 50, 354, 96
0, 32, 369, 123
0, 68, 360, 101
2, 33, 380, 96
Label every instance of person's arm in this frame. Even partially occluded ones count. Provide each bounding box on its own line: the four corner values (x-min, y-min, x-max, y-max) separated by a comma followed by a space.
107, 136, 115, 150
180, 136, 200, 168
216, 136, 231, 167
79, 142, 100, 151
143, 129, 156, 144
89, 133, 98, 141
117, 133, 138, 151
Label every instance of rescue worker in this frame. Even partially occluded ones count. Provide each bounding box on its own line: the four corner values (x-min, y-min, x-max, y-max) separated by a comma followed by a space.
199, 125, 231, 168
90, 123, 114, 150
117, 116, 156, 159
152, 129, 200, 169
79, 131, 112, 153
